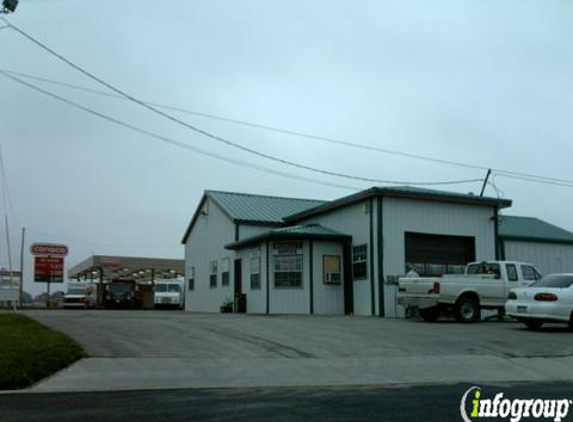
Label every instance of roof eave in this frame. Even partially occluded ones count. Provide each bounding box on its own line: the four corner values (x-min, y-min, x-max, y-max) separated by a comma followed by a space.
499, 235, 573, 246
285, 187, 511, 223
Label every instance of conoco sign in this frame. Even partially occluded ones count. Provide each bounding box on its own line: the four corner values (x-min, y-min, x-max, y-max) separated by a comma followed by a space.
30, 243, 69, 256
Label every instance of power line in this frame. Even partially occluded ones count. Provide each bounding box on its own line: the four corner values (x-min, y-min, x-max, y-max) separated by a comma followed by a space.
25, 226, 182, 249
1, 20, 484, 187
1, 71, 363, 191
2, 68, 573, 188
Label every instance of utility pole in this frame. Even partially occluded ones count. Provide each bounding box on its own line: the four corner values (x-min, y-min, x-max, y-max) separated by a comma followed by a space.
4, 215, 15, 311
19, 226, 24, 308
480, 169, 492, 197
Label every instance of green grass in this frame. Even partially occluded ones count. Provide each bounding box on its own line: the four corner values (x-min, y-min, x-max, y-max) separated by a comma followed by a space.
0, 314, 86, 390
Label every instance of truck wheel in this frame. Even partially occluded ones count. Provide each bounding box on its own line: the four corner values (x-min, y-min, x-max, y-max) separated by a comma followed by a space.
523, 319, 544, 330
454, 296, 480, 323
420, 307, 440, 322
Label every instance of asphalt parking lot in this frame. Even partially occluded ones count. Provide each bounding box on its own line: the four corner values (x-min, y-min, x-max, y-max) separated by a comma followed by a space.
19, 310, 573, 392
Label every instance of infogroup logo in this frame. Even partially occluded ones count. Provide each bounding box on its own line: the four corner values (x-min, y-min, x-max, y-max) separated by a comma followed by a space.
460, 386, 572, 422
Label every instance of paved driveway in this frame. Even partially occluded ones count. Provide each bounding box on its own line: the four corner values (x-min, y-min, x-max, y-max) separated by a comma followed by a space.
20, 310, 573, 392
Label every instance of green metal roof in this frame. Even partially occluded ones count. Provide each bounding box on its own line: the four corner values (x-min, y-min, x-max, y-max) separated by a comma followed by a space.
207, 190, 325, 224
499, 215, 573, 245
225, 224, 351, 250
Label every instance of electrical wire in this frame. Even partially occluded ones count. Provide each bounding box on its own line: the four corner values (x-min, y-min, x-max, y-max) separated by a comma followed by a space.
2, 68, 573, 188
25, 226, 182, 249
1, 20, 485, 187
0, 71, 363, 191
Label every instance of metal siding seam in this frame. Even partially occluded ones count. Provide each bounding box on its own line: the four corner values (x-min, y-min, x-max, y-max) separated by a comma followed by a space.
377, 196, 385, 317
309, 240, 314, 314
266, 241, 270, 314
369, 198, 375, 316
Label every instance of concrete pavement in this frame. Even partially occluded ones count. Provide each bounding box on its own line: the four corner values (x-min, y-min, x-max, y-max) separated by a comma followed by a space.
18, 310, 573, 392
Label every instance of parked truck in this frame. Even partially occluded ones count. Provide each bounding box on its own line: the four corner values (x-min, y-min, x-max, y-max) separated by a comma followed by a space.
102, 279, 137, 309
153, 278, 184, 310
63, 282, 96, 309
397, 261, 542, 322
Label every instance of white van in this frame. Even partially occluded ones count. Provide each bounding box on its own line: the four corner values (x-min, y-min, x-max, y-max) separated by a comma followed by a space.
153, 278, 184, 310
63, 282, 96, 309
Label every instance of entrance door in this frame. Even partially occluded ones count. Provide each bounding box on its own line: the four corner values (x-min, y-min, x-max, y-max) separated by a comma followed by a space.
234, 259, 245, 313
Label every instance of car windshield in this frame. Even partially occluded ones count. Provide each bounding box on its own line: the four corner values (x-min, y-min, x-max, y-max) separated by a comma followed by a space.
154, 284, 167, 293
67, 288, 85, 295
110, 284, 133, 293
168, 285, 181, 293
533, 275, 573, 288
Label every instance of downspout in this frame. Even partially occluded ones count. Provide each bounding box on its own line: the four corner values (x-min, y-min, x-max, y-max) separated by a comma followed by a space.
494, 208, 500, 260
266, 241, 270, 315
369, 198, 375, 316
309, 240, 314, 315
377, 196, 385, 317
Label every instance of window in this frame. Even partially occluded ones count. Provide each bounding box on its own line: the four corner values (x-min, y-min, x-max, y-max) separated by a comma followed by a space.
506, 264, 518, 282
221, 257, 230, 287
352, 244, 367, 280
210, 260, 217, 288
534, 275, 573, 288
274, 254, 303, 288
522, 265, 541, 281
250, 255, 261, 290
323, 255, 341, 284
188, 266, 195, 291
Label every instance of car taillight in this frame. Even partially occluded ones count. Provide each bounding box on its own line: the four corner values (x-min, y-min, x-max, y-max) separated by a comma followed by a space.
534, 293, 558, 302
432, 282, 440, 294
507, 291, 517, 300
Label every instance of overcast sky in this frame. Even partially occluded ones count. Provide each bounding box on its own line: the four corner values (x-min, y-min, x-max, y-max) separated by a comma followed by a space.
1, 0, 572, 295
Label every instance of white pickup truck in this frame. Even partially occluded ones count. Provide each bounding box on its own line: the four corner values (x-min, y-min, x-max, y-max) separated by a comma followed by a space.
397, 261, 542, 322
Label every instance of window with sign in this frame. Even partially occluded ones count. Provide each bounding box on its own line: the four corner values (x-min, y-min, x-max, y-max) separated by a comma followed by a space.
210, 260, 217, 288
274, 254, 303, 288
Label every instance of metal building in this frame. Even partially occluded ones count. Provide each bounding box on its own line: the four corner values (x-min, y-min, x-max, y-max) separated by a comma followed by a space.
182, 187, 510, 316
499, 215, 573, 275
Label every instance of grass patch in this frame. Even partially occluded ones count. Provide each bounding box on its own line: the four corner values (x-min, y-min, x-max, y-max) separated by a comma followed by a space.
0, 314, 86, 390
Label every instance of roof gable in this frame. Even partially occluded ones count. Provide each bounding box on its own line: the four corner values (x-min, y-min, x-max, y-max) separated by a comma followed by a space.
181, 190, 325, 244
499, 215, 573, 245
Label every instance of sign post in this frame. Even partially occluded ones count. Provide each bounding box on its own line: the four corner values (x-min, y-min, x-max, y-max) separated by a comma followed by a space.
31, 243, 68, 308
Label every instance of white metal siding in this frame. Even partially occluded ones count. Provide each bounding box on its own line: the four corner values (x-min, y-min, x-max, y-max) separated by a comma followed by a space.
504, 240, 573, 275
236, 245, 268, 314
382, 197, 496, 317
312, 241, 345, 315
184, 199, 236, 312
239, 224, 274, 240
298, 201, 373, 315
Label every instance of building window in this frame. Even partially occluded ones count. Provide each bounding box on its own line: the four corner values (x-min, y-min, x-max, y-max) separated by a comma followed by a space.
352, 244, 368, 280
274, 254, 303, 288
210, 260, 217, 288
323, 255, 341, 284
221, 257, 230, 287
188, 266, 195, 291
250, 255, 261, 290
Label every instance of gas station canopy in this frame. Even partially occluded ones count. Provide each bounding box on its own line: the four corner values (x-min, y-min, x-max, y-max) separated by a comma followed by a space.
67, 255, 184, 282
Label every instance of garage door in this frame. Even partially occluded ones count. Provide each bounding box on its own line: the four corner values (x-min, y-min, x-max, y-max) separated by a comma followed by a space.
405, 232, 475, 276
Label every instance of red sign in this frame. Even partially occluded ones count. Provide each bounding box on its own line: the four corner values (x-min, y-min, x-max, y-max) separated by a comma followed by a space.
34, 257, 64, 283
30, 243, 69, 256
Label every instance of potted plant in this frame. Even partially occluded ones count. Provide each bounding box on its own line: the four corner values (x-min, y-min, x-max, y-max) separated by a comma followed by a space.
220, 299, 233, 313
